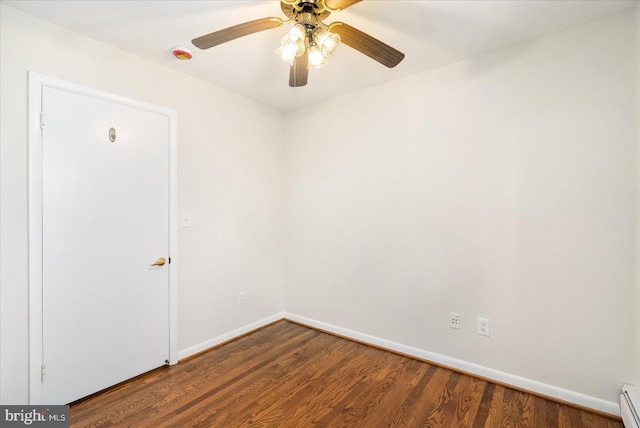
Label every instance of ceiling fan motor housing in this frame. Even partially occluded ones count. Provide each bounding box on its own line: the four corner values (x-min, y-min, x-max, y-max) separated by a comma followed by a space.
297, 12, 318, 31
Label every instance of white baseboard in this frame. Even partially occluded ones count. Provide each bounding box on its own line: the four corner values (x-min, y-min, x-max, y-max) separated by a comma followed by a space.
284, 312, 620, 417
177, 312, 285, 360
176, 311, 619, 416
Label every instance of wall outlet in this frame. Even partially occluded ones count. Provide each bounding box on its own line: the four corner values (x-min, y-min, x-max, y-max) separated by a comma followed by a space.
238, 292, 246, 305
450, 313, 460, 329
478, 317, 490, 336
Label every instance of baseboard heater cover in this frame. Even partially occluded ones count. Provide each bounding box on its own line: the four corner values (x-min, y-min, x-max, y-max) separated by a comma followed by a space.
621, 384, 640, 428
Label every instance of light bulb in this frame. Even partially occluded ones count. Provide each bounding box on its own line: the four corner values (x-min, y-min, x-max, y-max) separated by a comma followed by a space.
275, 46, 296, 65
275, 37, 304, 65
275, 24, 307, 65
306, 44, 327, 69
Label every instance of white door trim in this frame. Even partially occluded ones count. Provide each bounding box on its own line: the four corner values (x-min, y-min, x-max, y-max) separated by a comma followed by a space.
27, 72, 178, 404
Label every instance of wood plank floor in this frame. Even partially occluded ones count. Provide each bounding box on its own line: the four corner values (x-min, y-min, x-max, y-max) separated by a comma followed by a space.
70, 320, 622, 427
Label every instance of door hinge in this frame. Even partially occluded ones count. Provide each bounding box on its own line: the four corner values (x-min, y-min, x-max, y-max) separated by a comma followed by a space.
41, 364, 46, 382
40, 112, 45, 129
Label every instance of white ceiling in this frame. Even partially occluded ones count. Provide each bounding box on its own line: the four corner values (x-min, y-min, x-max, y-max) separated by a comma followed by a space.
3, 0, 638, 111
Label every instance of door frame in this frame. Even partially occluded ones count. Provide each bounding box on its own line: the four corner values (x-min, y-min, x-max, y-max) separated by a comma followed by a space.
27, 72, 178, 404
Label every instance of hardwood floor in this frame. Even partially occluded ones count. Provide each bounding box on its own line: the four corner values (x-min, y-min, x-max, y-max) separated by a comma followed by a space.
70, 320, 622, 427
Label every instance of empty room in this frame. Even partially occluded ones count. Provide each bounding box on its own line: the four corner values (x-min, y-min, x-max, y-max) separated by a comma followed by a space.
1, 0, 639, 426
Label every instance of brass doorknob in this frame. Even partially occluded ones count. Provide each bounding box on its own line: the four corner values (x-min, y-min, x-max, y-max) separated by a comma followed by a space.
151, 257, 166, 267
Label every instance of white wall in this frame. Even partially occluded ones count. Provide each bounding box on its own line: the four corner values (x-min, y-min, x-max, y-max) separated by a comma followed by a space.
284, 10, 637, 405
0, 5, 285, 404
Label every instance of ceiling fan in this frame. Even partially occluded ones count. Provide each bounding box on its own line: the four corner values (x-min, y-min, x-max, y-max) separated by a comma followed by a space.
192, 0, 405, 87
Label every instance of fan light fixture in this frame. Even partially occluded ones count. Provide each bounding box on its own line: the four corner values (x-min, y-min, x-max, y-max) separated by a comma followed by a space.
191, 0, 405, 88
274, 5, 341, 69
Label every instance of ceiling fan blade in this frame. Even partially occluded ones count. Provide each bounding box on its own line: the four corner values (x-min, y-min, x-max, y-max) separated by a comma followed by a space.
324, 0, 362, 11
192, 18, 283, 49
329, 22, 404, 68
289, 53, 309, 87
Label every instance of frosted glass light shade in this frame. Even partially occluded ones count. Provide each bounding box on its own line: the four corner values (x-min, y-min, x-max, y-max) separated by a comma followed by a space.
316, 29, 340, 57
307, 44, 327, 69
289, 24, 306, 42
275, 24, 307, 65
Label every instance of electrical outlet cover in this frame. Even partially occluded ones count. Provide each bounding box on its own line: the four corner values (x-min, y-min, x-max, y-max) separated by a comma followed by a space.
450, 313, 460, 329
478, 317, 490, 336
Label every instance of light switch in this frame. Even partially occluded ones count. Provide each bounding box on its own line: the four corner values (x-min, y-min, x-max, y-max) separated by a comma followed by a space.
181, 211, 192, 228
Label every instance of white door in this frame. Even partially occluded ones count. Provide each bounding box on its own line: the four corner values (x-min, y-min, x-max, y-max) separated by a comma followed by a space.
40, 86, 170, 404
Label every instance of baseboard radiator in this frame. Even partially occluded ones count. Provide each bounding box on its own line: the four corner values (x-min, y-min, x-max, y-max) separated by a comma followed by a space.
621, 385, 640, 427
